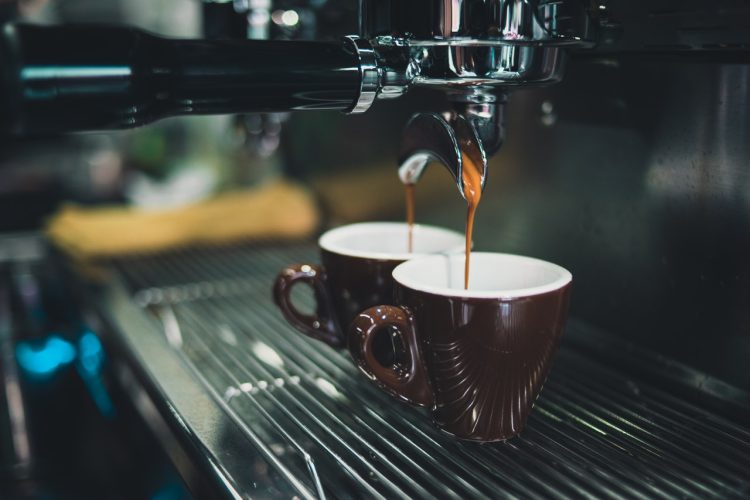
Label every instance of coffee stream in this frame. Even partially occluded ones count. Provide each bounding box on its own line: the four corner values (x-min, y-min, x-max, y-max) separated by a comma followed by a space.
461, 152, 482, 289
403, 152, 482, 289
406, 183, 415, 253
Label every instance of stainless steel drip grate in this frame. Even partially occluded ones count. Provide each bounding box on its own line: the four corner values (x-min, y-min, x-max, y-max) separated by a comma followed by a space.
105, 243, 750, 499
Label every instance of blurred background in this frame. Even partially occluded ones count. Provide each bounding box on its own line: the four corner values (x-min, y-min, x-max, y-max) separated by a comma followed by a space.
1, 0, 750, 498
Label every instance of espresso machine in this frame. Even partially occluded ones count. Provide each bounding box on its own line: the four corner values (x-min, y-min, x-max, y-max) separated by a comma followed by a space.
0, 0, 601, 194
2, 1, 750, 498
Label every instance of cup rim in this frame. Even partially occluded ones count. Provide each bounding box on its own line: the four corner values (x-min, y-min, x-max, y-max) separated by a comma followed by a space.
318, 222, 465, 261
392, 252, 572, 299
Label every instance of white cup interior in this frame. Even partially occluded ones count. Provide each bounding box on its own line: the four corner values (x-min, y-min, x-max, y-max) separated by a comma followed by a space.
393, 252, 572, 299
319, 222, 464, 260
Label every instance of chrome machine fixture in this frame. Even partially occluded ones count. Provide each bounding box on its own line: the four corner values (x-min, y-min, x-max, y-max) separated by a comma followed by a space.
359, 0, 594, 196
0, 0, 595, 195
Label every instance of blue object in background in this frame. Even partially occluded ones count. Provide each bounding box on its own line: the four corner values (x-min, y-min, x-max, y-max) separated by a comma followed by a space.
15, 329, 115, 417
151, 476, 191, 500
77, 330, 105, 376
76, 330, 115, 417
16, 335, 76, 377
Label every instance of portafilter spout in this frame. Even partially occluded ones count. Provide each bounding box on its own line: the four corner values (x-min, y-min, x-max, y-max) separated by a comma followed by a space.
398, 91, 506, 199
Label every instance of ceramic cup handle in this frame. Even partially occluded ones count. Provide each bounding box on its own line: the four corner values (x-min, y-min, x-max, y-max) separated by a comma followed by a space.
273, 264, 342, 348
348, 305, 433, 407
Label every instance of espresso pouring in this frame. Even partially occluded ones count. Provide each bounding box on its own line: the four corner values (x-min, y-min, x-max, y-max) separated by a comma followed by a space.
404, 151, 482, 289
461, 152, 482, 289
405, 183, 415, 253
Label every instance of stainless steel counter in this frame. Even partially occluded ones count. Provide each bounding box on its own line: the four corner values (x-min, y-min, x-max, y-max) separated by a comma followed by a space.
90, 242, 750, 499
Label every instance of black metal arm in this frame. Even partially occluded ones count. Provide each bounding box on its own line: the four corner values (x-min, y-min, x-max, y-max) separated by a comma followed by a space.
0, 23, 363, 135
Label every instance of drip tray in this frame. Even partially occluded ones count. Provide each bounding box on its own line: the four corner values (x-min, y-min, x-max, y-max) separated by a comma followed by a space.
91, 242, 750, 499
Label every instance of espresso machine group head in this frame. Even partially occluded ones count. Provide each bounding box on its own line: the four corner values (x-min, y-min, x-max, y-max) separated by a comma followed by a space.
0, 0, 595, 194
356, 0, 595, 196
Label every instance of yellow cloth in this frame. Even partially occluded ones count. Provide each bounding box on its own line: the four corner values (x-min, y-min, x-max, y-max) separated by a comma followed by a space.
47, 180, 320, 260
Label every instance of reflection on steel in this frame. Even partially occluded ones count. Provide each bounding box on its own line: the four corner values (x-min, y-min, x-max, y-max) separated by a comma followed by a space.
645, 64, 750, 201
345, 36, 380, 114
361, 0, 595, 46
398, 100, 500, 198
152, 306, 322, 500
101, 243, 750, 498
362, 0, 592, 96
0, 283, 33, 478
156, 305, 183, 349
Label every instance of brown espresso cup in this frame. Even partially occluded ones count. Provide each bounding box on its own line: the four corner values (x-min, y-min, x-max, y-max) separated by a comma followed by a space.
349, 252, 572, 442
273, 222, 464, 349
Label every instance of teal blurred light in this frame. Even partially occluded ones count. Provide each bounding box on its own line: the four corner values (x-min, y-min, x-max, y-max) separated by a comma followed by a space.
76, 330, 115, 417
15, 335, 76, 377
15, 330, 115, 416
78, 330, 105, 376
